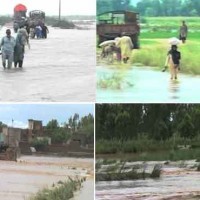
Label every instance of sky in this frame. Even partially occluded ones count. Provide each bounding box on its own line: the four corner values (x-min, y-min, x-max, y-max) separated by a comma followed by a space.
131, 0, 141, 6
0, 0, 96, 16
0, 104, 94, 128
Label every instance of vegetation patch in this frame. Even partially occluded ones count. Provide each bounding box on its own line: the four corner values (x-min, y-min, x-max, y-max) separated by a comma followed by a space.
29, 177, 85, 200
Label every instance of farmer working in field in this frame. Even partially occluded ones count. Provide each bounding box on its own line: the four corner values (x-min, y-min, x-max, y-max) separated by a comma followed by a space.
0, 29, 16, 69
179, 21, 188, 44
116, 32, 133, 64
165, 45, 181, 80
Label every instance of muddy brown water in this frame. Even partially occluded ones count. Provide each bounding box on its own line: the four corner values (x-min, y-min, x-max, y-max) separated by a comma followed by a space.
0, 26, 95, 102
0, 156, 94, 200
95, 160, 200, 200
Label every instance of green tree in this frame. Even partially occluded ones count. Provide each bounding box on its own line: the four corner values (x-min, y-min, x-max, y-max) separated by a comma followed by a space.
46, 119, 59, 130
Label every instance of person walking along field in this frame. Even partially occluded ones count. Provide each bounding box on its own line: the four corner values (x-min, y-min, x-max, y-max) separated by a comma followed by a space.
179, 21, 188, 43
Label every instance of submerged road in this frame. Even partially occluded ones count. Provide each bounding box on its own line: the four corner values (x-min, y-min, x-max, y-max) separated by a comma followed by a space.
97, 66, 200, 103
0, 26, 95, 102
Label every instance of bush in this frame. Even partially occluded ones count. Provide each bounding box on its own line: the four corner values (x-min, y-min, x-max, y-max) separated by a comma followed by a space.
30, 177, 84, 200
31, 138, 49, 151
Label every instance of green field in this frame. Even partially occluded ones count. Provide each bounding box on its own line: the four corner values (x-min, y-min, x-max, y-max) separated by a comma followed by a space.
131, 17, 200, 74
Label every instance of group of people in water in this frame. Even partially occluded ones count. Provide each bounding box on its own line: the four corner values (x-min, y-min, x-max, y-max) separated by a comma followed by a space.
0, 23, 49, 69
29, 24, 49, 39
101, 20, 188, 80
0, 28, 26, 69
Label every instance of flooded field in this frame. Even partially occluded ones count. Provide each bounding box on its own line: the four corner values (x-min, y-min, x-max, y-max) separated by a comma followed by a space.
96, 160, 200, 200
97, 66, 200, 103
0, 26, 95, 102
0, 156, 94, 200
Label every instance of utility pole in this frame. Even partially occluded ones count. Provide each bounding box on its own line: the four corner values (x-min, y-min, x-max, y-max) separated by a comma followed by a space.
59, 0, 61, 23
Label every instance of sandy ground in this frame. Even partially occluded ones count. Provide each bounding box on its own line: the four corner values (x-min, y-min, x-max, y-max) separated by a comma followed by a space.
0, 155, 94, 200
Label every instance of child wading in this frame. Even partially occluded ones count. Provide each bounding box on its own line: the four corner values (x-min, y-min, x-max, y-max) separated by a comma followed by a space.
165, 45, 181, 80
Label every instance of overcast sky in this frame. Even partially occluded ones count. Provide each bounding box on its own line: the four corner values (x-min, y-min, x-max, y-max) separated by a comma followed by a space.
0, 104, 94, 128
0, 0, 96, 16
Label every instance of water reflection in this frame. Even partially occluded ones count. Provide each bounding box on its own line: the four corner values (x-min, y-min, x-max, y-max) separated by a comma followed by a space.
169, 80, 180, 100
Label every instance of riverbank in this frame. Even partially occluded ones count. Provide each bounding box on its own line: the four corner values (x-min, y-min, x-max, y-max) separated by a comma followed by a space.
96, 136, 200, 161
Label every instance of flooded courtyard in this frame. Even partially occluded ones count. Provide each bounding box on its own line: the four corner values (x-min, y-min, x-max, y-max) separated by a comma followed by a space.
97, 66, 200, 103
0, 156, 94, 200
0, 26, 95, 102
96, 160, 200, 200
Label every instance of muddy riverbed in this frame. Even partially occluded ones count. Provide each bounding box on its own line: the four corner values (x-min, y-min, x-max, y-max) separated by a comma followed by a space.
96, 160, 200, 200
0, 156, 94, 200
0, 26, 95, 102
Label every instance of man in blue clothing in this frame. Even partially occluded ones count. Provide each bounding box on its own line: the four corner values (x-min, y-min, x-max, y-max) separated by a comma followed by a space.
0, 29, 16, 69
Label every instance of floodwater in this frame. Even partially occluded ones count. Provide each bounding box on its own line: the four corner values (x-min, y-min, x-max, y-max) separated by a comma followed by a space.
0, 26, 95, 102
96, 161, 200, 200
0, 155, 94, 200
97, 66, 200, 103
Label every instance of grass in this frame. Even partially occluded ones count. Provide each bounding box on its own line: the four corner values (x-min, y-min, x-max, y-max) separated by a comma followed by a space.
142, 17, 200, 29
97, 148, 200, 162
29, 177, 85, 200
96, 160, 161, 181
96, 136, 200, 161
131, 17, 200, 74
131, 36, 200, 74
96, 170, 152, 181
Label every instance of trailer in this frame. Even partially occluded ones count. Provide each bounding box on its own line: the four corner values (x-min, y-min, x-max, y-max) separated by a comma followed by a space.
97, 10, 140, 48
13, 4, 27, 33
29, 10, 45, 27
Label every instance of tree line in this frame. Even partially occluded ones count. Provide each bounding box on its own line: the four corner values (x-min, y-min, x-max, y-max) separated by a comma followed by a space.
96, 104, 200, 141
46, 113, 94, 144
97, 0, 200, 16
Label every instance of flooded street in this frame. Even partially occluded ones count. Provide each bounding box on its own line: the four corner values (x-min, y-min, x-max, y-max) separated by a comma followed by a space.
97, 66, 200, 103
0, 26, 95, 102
0, 156, 94, 200
96, 161, 200, 200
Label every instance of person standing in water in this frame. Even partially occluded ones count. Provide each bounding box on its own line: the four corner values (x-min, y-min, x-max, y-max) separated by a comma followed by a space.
0, 29, 16, 69
165, 45, 181, 80
14, 28, 28, 68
